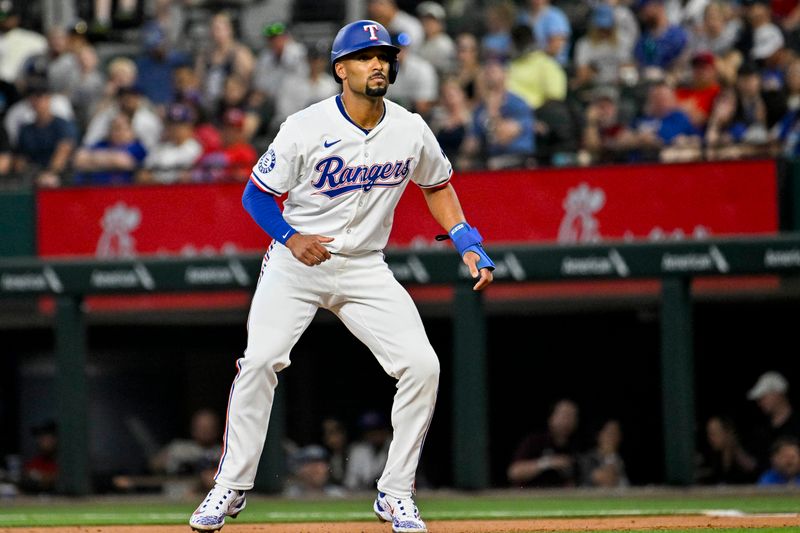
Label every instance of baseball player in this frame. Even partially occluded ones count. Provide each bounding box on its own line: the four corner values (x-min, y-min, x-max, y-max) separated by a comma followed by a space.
189, 19, 495, 533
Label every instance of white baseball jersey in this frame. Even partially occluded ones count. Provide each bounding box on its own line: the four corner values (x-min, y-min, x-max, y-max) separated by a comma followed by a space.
249, 94, 452, 253
211, 92, 447, 503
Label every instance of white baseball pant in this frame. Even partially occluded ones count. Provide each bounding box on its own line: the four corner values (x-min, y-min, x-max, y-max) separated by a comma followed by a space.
214, 244, 439, 498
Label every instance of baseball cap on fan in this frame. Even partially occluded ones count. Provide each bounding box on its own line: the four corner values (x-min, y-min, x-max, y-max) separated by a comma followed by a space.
590, 85, 619, 103
293, 444, 329, 464
263, 21, 287, 38
634, 0, 663, 10
691, 51, 715, 68
223, 108, 245, 129
25, 76, 51, 97
416, 1, 446, 21
590, 4, 615, 29
142, 21, 166, 51
166, 102, 195, 123
751, 24, 785, 59
747, 371, 789, 400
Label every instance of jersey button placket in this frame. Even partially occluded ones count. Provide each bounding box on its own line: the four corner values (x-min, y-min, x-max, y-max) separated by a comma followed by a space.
343, 140, 368, 243
358, 142, 366, 209
359, 142, 368, 210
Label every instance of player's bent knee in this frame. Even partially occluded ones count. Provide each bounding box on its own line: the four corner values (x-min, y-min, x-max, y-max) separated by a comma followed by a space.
243, 349, 291, 372
403, 349, 439, 388
420, 364, 440, 391
244, 328, 295, 369
242, 342, 292, 371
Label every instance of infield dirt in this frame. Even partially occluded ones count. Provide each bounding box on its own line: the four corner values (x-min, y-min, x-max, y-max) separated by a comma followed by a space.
3, 514, 800, 532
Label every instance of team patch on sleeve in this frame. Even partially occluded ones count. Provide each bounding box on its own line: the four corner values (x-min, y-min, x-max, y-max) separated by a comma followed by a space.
256, 148, 277, 175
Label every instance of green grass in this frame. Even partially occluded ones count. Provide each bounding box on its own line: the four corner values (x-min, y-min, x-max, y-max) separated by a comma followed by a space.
0, 492, 799, 528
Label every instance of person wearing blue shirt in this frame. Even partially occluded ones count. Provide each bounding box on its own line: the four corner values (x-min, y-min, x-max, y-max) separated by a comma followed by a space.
517, 0, 571, 66
634, 0, 689, 73
758, 437, 800, 486
634, 111, 697, 145
461, 61, 535, 170
775, 108, 800, 156
638, 82, 699, 141
627, 82, 700, 161
71, 113, 147, 185
134, 22, 191, 106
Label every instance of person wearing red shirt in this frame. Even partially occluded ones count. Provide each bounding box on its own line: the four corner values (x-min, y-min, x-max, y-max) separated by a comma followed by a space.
676, 51, 722, 129
21, 421, 58, 494
192, 108, 256, 182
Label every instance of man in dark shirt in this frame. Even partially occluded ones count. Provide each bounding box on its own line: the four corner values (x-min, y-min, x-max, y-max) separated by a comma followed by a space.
507, 399, 581, 487
747, 371, 800, 468
13, 80, 77, 187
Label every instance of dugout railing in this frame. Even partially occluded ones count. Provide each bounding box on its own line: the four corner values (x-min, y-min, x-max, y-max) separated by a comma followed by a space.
3, 235, 800, 494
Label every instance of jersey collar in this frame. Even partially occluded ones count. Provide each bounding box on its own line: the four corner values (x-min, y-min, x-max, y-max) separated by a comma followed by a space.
336, 94, 386, 135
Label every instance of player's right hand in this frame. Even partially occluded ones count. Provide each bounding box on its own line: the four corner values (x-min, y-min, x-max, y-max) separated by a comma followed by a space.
285, 233, 334, 266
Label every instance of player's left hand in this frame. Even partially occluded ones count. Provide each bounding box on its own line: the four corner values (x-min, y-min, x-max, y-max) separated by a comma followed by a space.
464, 251, 493, 291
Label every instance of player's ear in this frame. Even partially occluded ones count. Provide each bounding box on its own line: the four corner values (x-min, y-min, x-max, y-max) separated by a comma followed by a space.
334, 61, 347, 82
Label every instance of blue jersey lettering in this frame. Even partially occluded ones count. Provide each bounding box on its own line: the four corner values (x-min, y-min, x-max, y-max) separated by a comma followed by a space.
312, 155, 413, 198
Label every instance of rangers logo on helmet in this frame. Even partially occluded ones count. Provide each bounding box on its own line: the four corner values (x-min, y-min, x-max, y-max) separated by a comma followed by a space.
330, 20, 400, 84
363, 24, 381, 40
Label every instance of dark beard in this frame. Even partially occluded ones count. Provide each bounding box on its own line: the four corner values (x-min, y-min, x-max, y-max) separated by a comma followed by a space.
366, 85, 387, 97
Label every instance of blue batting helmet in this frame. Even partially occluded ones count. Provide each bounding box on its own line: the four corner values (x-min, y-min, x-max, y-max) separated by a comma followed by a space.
330, 20, 400, 84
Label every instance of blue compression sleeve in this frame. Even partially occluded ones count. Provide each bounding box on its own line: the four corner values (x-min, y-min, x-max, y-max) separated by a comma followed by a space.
242, 180, 298, 245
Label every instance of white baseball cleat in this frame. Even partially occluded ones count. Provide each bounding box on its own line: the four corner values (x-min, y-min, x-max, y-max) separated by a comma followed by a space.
189, 484, 246, 532
374, 491, 428, 532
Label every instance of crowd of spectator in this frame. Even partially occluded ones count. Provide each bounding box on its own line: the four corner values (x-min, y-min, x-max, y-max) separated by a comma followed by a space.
287, 372, 800, 494
4, 370, 799, 497
503, 371, 800, 490
507, 399, 629, 488
2, 0, 800, 188
0, 2, 269, 188
692, 370, 800, 486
